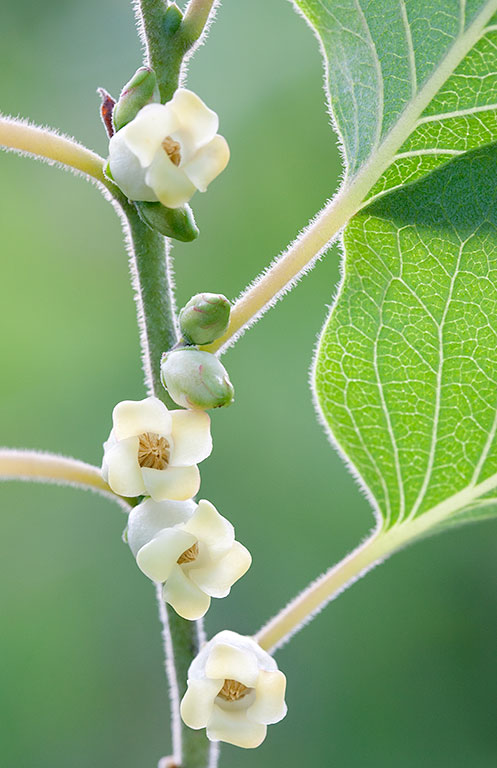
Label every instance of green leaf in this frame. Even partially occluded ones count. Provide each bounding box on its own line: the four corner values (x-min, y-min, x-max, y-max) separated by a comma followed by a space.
295, 0, 497, 197
316, 143, 497, 533
296, 0, 497, 536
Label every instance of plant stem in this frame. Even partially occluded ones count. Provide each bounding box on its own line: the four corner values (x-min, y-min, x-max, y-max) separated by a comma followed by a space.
125, 204, 178, 404
182, 0, 217, 43
121, 202, 212, 767
0, 449, 132, 509
204, 1, 497, 355
255, 460, 497, 653
0, 116, 107, 183
138, 0, 217, 103
255, 528, 387, 653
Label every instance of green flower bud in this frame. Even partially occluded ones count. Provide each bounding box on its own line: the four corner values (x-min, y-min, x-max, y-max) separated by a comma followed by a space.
179, 293, 231, 345
161, 348, 235, 410
135, 201, 199, 242
113, 67, 160, 132
163, 3, 183, 35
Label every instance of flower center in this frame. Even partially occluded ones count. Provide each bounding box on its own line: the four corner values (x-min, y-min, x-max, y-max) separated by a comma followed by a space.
162, 136, 181, 167
217, 679, 250, 702
137, 432, 170, 470
177, 542, 199, 564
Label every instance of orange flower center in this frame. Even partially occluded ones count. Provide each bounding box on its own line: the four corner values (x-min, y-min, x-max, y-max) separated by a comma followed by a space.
137, 432, 170, 470
162, 136, 181, 166
217, 679, 250, 702
177, 542, 199, 564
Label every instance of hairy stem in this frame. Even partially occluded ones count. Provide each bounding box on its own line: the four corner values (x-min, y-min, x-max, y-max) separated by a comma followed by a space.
125, 204, 178, 403
120, 204, 212, 767
138, 0, 217, 103
0, 449, 132, 509
254, 465, 496, 653
182, 0, 217, 43
0, 116, 107, 183
205, 2, 497, 355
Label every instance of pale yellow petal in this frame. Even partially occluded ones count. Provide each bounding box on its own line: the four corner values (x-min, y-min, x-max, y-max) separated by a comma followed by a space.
170, 89, 219, 147
180, 678, 222, 729
105, 436, 145, 497
183, 500, 233, 557
205, 644, 258, 688
247, 671, 287, 725
183, 135, 230, 192
206, 708, 267, 749
163, 566, 211, 620
136, 528, 196, 582
108, 131, 158, 201
113, 397, 172, 441
122, 103, 178, 167
145, 150, 196, 208
190, 541, 252, 598
169, 410, 212, 466
127, 497, 196, 557
142, 465, 200, 501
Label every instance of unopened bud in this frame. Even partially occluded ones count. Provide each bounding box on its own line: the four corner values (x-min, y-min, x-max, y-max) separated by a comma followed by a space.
113, 67, 160, 131
164, 3, 183, 35
179, 293, 230, 345
136, 201, 199, 242
161, 348, 234, 410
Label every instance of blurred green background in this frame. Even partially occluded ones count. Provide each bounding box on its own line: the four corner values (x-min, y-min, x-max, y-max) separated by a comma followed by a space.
1, 2, 496, 766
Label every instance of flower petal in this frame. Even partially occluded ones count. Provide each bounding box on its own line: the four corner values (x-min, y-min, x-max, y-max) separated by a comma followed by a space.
127, 497, 196, 557
190, 541, 252, 598
113, 397, 172, 441
169, 410, 212, 466
121, 103, 178, 167
163, 565, 211, 619
183, 135, 230, 192
206, 708, 267, 749
136, 528, 197, 582
170, 89, 219, 147
183, 500, 234, 557
108, 130, 158, 202
145, 150, 197, 208
247, 671, 287, 725
180, 678, 223, 729
205, 644, 259, 688
142, 465, 200, 501
105, 436, 145, 497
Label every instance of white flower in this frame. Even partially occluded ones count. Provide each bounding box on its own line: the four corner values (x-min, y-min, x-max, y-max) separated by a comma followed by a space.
102, 397, 211, 501
127, 498, 252, 620
108, 88, 230, 208
180, 630, 287, 748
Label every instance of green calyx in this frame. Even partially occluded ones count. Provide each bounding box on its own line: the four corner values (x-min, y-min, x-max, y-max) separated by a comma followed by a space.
179, 293, 231, 345
113, 67, 160, 131
135, 201, 199, 242
161, 348, 235, 410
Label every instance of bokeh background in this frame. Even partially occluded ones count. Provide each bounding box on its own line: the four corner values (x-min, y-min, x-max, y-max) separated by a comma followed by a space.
1, 1, 497, 766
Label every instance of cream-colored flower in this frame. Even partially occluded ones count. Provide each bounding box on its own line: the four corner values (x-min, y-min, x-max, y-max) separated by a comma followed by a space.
127, 498, 252, 620
102, 397, 211, 501
108, 88, 230, 208
181, 630, 287, 748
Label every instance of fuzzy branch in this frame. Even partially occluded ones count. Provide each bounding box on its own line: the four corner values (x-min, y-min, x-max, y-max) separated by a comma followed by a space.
136, 0, 218, 103
0, 115, 107, 184
0, 449, 132, 510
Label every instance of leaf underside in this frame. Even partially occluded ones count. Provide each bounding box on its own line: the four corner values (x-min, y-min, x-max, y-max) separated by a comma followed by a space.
295, 0, 497, 530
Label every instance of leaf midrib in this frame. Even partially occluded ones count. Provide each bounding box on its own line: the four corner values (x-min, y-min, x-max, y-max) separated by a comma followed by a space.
339, 0, 497, 205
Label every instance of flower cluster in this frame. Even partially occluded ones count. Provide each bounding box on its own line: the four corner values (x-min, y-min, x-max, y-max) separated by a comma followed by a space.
102, 394, 287, 747
102, 396, 249, 618
103, 85, 287, 750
